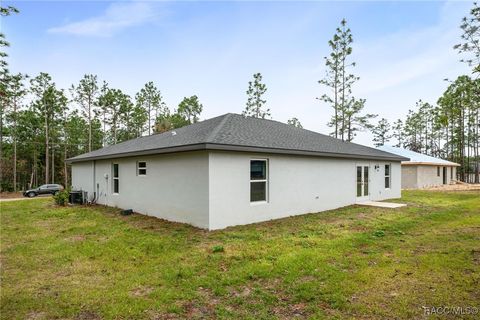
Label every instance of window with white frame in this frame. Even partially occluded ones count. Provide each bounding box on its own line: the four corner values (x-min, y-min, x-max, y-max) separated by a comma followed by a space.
250, 160, 268, 202
113, 163, 119, 194
385, 164, 391, 189
137, 161, 147, 176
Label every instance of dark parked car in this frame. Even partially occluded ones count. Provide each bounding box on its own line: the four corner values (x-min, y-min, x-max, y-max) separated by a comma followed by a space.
23, 184, 64, 198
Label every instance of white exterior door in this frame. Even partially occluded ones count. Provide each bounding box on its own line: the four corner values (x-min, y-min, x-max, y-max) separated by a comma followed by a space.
356, 163, 370, 202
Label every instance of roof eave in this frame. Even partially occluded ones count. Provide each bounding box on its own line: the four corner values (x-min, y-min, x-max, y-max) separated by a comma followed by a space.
65, 143, 208, 163
206, 143, 408, 161
66, 143, 407, 163
401, 161, 461, 167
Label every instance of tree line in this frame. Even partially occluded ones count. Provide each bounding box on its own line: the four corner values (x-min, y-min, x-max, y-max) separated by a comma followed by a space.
1, 69, 205, 191
1, 4, 479, 191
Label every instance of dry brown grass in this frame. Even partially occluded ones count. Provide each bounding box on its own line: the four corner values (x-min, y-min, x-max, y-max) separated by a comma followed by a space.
424, 182, 480, 191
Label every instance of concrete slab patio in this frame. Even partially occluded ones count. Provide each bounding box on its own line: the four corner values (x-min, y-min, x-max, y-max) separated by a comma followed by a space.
357, 201, 406, 208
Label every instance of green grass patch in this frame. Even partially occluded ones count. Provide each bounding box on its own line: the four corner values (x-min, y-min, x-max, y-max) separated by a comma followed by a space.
1, 190, 479, 319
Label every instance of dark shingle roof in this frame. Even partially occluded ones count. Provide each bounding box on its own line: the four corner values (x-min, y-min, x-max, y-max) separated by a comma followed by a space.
67, 113, 408, 163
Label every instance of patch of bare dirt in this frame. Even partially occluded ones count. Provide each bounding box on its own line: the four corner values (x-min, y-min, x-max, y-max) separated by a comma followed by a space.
147, 312, 181, 320
197, 286, 220, 306
26, 311, 48, 320
0, 192, 23, 199
130, 286, 154, 297
182, 301, 215, 319
271, 302, 308, 319
298, 275, 316, 283
75, 310, 102, 320
65, 235, 86, 242
472, 249, 480, 265
356, 213, 370, 219
230, 286, 252, 298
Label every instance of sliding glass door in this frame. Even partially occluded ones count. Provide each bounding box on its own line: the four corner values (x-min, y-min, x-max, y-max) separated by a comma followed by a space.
356, 164, 370, 202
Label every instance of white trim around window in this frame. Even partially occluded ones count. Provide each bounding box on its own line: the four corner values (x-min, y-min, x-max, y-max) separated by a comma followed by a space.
250, 159, 268, 203
112, 163, 119, 194
137, 161, 147, 176
384, 164, 391, 189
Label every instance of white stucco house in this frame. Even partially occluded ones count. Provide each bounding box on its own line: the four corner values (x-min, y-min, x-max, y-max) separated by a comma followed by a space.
377, 146, 460, 189
67, 113, 408, 230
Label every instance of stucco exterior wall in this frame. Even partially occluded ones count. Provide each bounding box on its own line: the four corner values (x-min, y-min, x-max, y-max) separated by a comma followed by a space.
208, 151, 401, 230
369, 161, 402, 201
417, 165, 455, 188
72, 151, 402, 230
401, 166, 418, 189
72, 151, 210, 229
402, 165, 457, 189
71, 161, 95, 199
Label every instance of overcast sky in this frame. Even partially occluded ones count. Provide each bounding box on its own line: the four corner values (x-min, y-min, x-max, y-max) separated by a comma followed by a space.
4, 0, 473, 146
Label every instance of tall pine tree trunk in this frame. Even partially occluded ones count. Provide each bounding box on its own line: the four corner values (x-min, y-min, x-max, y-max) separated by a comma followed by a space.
13, 101, 17, 192
13, 138, 16, 191
460, 106, 465, 182
64, 144, 68, 188
340, 51, 346, 142
466, 107, 471, 183
475, 108, 479, 183
0, 105, 3, 192
88, 100, 92, 153
333, 69, 338, 139
148, 102, 151, 136
31, 147, 37, 188
51, 146, 54, 183
113, 116, 117, 144
45, 115, 49, 185
103, 110, 106, 147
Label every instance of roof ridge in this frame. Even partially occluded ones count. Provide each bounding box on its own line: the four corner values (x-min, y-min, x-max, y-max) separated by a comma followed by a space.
205, 113, 232, 143
228, 113, 348, 141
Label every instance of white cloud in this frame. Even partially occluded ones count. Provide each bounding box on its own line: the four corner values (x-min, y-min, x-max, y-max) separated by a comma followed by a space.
355, 2, 469, 96
48, 2, 160, 37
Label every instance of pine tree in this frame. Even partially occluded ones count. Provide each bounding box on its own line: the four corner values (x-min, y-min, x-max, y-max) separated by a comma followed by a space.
454, 2, 480, 73
4, 73, 27, 191
177, 95, 203, 124
98, 88, 131, 145
70, 74, 99, 153
318, 21, 342, 138
243, 73, 269, 119
372, 118, 392, 147
30, 73, 66, 184
287, 117, 303, 128
0, 5, 18, 76
318, 19, 373, 141
0, 5, 19, 191
392, 120, 404, 148
135, 82, 166, 135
